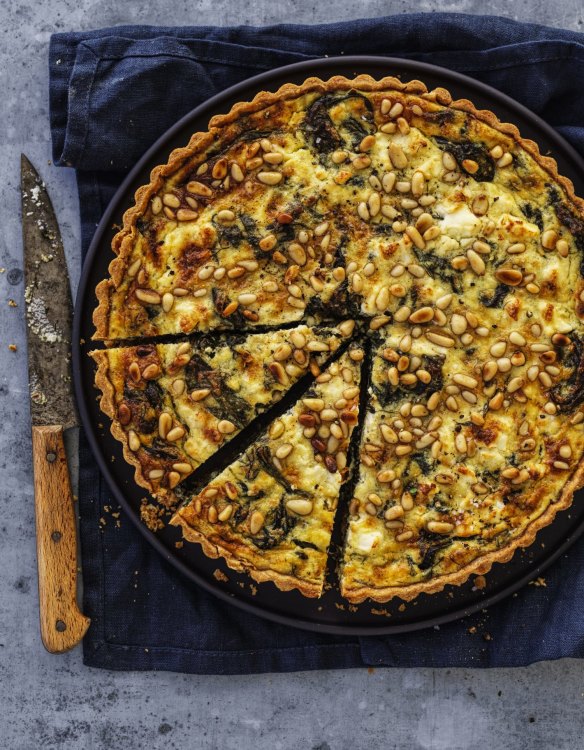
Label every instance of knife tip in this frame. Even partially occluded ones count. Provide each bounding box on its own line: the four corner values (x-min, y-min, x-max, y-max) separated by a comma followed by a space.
21, 154, 40, 184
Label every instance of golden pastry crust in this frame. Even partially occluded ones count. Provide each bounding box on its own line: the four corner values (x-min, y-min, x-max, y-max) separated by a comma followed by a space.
92, 73, 584, 602
93, 347, 154, 493
168, 514, 322, 598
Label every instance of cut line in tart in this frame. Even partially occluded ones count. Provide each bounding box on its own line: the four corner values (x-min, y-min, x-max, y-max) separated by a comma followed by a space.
91, 73, 584, 602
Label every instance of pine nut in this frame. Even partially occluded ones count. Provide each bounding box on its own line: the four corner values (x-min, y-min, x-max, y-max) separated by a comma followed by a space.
556, 239, 569, 256
442, 152, 457, 171
541, 229, 559, 250
275, 443, 293, 459
436, 293, 453, 310
495, 268, 523, 286
483, 361, 498, 381
427, 520, 454, 534
453, 373, 478, 389
360, 135, 376, 152
142, 364, 160, 380
509, 331, 526, 347
384, 505, 404, 521
409, 307, 434, 324
357, 202, 370, 221
467, 249, 485, 275
388, 142, 408, 169
238, 293, 257, 306
286, 498, 313, 516
375, 286, 390, 310
411, 171, 426, 196
127, 259, 142, 279
450, 313, 467, 335
135, 289, 161, 305
497, 152, 513, 168
250, 511, 264, 534
406, 225, 425, 249
426, 331, 455, 348
127, 430, 140, 452
217, 420, 236, 434
382, 172, 396, 193
257, 171, 282, 185
303, 398, 325, 412
506, 376, 525, 393
471, 194, 489, 215
186, 181, 212, 197
166, 426, 185, 442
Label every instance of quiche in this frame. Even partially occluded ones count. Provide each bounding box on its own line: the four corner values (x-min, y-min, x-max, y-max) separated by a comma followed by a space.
92, 73, 584, 602
171, 348, 362, 596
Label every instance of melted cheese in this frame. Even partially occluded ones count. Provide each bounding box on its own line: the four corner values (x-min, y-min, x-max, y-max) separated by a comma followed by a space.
435, 203, 483, 237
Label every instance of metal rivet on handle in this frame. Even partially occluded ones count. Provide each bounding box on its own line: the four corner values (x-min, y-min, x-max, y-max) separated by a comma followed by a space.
55, 620, 66, 632
51, 531, 62, 543
46, 451, 57, 463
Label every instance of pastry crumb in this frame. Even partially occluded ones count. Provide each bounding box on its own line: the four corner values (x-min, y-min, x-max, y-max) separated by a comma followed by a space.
156, 492, 179, 511
140, 500, 165, 532
529, 577, 547, 587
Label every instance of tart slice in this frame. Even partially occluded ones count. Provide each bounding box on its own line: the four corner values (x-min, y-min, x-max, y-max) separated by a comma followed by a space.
91, 324, 347, 499
340, 326, 584, 603
170, 347, 363, 597
93, 129, 350, 340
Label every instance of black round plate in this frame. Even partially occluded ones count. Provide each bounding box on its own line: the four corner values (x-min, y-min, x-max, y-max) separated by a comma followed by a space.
74, 56, 584, 635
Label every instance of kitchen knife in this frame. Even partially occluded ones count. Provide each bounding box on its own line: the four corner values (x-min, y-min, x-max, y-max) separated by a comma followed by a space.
21, 154, 90, 653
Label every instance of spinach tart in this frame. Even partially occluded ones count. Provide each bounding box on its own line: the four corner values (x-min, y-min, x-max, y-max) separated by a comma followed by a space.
91, 74, 584, 602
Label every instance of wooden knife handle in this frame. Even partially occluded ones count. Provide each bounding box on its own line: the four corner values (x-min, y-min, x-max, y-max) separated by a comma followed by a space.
32, 425, 90, 653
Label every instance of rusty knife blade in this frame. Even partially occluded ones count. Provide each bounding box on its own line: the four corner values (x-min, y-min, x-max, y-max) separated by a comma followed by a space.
21, 154, 78, 429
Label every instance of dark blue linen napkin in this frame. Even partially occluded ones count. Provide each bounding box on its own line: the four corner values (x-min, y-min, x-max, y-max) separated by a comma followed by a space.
50, 14, 584, 673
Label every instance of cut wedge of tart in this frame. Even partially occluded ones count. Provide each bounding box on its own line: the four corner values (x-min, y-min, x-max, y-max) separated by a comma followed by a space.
91, 324, 347, 498
170, 348, 363, 596
340, 325, 584, 603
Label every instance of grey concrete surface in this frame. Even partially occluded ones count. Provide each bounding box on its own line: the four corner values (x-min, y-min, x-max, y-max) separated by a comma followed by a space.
2, 1, 584, 748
